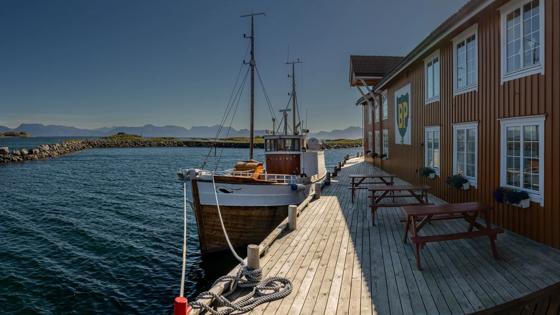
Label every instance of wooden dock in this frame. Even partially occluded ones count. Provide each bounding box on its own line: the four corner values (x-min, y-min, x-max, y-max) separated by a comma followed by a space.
196, 158, 560, 314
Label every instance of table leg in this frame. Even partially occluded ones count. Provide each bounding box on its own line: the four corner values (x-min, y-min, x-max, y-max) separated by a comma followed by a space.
484, 210, 498, 258
411, 216, 422, 270
403, 215, 411, 243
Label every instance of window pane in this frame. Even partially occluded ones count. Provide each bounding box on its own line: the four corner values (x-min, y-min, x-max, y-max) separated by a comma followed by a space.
506, 9, 522, 73
523, 125, 539, 190
427, 62, 434, 99
523, 0, 541, 68
434, 58, 440, 97
466, 35, 476, 86
506, 126, 521, 187
434, 131, 440, 169
457, 42, 467, 89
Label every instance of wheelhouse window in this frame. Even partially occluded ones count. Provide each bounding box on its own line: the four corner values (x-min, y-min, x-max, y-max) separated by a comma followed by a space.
453, 123, 478, 185
425, 126, 441, 175
265, 137, 301, 152
382, 91, 388, 121
424, 51, 440, 103
500, 116, 545, 204
500, 0, 544, 82
453, 25, 478, 95
368, 131, 373, 152
374, 102, 380, 123
382, 129, 389, 158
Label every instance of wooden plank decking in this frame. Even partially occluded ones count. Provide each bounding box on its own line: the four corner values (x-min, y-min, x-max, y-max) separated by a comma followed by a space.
199, 158, 560, 314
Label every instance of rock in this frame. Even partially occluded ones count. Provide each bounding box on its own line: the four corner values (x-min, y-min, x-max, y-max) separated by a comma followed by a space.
12, 150, 21, 156
21, 149, 29, 155
31, 149, 40, 155
0, 147, 8, 155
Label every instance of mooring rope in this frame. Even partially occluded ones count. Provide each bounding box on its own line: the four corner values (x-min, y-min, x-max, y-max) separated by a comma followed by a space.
189, 173, 292, 314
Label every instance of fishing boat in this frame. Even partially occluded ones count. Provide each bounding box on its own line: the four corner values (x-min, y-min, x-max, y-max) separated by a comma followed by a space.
179, 13, 326, 255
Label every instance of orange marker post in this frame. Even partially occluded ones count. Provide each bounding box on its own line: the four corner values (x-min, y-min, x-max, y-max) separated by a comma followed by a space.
174, 296, 192, 315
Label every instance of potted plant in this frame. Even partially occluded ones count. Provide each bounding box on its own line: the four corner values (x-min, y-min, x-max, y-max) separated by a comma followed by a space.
493, 187, 531, 208
447, 174, 469, 190
419, 166, 436, 179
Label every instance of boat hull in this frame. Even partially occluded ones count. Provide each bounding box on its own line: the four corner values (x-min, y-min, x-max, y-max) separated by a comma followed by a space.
190, 179, 308, 255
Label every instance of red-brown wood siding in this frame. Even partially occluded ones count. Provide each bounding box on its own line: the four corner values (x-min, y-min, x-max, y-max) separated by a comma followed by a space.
375, 0, 560, 248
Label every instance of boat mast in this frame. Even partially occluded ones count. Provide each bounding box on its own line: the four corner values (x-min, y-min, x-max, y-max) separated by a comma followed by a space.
287, 59, 302, 135
241, 12, 265, 160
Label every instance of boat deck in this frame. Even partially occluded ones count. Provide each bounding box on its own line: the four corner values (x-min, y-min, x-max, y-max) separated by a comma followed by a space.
196, 158, 560, 314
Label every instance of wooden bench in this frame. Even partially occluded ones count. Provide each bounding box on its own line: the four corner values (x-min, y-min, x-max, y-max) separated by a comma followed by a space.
368, 185, 430, 225
401, 202, 504, 270
349, 174, 395, 203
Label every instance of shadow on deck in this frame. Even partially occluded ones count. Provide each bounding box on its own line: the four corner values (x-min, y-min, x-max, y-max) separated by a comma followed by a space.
200, 158, 560, 314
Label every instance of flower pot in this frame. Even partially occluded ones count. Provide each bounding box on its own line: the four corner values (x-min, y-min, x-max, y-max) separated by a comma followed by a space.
462, 182, 470, 190
512, 199, 530, 208
428, 173, 436, 180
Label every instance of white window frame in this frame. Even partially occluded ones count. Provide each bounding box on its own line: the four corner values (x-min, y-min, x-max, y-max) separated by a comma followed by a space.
374, 130, 381, 154
424, 126, 441, 175
499, 0, 545, 84
374, 97, 380, 123
382, 91, 388, 121
382, 129, 389, 158
452, 24, 478, 96
424, 50, 440, 104
453, 122, 478, 186
499, 115, 545, 205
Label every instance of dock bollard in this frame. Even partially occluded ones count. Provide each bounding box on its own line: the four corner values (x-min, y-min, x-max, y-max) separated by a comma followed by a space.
314, 183, 321, 199
325, 172, 331, 185
337, 162, 342, 170
174, 297, 192, 315
247, 244, 260, 270
288, 205, 297, 231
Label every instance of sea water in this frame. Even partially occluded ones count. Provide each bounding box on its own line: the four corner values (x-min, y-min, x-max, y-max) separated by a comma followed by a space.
0, 145, 360, 314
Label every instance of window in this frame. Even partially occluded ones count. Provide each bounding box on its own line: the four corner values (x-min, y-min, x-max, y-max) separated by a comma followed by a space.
500, 116, 544, 204
367, 104, 372, 126
374, 130, 381, 154
500, 0, 544, 82
374, 102, 380, 123
382, 91, 388, 121
453, 123, 478, 185
425, 126, 441, 174
453, 25, 478, 95
383, 129, 389, 158
424, 51, 440, 103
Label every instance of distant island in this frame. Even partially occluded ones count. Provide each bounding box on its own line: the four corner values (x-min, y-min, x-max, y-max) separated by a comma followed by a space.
0, 133, 361, 164
0, 131, 30, 137
0, 123, 362, 140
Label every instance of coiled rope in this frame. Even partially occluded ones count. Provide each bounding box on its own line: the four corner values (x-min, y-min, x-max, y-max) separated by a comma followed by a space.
189, 174, 292, 314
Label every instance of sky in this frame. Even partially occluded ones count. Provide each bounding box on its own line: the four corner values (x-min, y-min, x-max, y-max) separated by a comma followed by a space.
0, 0, 467, 131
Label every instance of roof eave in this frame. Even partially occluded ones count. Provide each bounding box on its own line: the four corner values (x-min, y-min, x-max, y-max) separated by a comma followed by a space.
374, 0, 495, 92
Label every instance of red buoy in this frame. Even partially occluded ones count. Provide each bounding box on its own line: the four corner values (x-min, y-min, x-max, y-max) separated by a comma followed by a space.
174, 296, 192, 315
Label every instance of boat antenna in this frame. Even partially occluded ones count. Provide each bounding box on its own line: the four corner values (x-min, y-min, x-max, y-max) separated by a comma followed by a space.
286, 58, 302, 135
241, 12, 265, 161
279, 109, 290, 135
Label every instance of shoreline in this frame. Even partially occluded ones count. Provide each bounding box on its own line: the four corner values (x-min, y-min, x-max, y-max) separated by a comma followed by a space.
0, 135, 361, 164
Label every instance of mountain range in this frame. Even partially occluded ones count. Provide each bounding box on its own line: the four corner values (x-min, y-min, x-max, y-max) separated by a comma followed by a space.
0, 123, 362, 139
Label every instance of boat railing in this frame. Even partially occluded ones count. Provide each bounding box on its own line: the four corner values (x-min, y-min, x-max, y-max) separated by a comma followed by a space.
218, 169, 295, 183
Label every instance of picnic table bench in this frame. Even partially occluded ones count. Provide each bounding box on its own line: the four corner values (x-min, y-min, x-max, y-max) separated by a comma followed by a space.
349, 174, 395, 203
402, 202, 503, 270
368, 185, 430, 225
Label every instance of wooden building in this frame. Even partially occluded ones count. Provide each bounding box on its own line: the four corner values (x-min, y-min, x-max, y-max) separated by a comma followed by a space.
351, 0, 560, 249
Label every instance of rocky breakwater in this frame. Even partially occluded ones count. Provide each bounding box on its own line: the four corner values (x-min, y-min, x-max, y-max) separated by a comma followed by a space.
0, 141, 94, 164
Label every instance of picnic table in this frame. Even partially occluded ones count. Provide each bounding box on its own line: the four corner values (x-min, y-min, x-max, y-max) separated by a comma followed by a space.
349, 174, 395, 203
368, 185, 430, 225
402, 202, 503, 270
